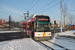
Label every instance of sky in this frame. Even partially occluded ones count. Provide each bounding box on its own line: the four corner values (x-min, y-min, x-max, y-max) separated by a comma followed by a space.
0, 0, 75, 25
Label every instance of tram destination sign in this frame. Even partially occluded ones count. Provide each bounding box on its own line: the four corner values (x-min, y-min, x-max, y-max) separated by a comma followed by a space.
38, 18, 48, 21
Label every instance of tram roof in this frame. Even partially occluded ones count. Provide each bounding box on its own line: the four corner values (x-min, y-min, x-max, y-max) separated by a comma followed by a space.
32, 14, 49, 18
20, 14, 49, 24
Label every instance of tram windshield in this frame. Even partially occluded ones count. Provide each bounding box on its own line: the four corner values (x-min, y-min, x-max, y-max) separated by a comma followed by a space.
36, 16, 50, 32
35, 15, 51, 32
36, 23, 50, 32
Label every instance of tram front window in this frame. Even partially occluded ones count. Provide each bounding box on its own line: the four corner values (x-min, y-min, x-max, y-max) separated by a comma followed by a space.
36, 23, 50, 32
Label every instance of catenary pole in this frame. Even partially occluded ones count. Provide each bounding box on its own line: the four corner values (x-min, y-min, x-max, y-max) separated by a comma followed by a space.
9, 15, 11, 30
60, 0, 62, 33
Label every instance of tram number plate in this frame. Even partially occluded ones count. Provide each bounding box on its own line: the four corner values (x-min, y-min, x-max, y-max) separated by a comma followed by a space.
43, 32, 46, 37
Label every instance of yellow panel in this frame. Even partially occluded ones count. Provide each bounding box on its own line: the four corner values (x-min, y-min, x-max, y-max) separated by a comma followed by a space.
43, 32, 46, 37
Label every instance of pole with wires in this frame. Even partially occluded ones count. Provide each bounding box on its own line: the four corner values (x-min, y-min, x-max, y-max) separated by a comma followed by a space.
9, 15, 11, 30
60, 0, 62, 33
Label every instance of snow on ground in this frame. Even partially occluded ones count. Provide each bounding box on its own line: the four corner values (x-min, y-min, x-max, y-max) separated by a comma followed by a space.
0, 30, 75, 50
49, 38, 75, 50
0, 31, 21, 33
49, 30, 75, 50
56, 37, 75, 43
10, 28, 20, 31
41, 41, 64, 50
0, 28, 20, 31
56, 30, 75, 37
0, 38, 47, 50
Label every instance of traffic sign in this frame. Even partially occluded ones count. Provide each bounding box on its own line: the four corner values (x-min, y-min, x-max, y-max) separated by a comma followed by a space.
69, 24, 71, 26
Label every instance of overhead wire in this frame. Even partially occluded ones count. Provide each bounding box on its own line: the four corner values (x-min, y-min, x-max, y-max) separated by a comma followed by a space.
29, 0, 39, 11
33, 0, 54, 13
25, 0, 34, 12
38, 0, 64, 14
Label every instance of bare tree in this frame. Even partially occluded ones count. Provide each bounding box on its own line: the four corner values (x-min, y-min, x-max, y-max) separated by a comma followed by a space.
69, 14, 74, 25
63, 3, 68, 31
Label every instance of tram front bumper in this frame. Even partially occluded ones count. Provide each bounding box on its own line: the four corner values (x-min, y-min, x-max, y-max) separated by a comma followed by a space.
34, 36, 52, 41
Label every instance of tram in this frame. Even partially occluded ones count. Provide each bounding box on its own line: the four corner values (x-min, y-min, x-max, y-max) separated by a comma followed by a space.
20, 14, 52, 40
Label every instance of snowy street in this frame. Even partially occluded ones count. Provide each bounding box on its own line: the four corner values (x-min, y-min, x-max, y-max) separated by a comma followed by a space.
0, 30, 75, 50
0, 38, 47, 50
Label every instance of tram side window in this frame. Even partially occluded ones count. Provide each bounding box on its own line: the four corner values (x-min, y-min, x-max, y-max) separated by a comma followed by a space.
32, 22, 34, 31
22, 24, 23, 28
24, 24, 26, 29
34, 22, 36, 31
27, 23, 31, 30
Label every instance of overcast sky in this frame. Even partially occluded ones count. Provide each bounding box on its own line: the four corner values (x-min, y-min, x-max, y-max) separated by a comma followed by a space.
0, 0, 75, 25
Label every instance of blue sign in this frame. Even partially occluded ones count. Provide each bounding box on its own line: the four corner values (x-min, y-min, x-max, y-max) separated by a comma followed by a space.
69, 24, 71, 26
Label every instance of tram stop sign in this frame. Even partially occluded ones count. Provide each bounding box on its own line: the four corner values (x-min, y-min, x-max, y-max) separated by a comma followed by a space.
69, 24, 71, 27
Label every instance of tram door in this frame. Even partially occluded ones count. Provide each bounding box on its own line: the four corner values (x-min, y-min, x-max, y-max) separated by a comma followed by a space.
31, 22, 34, 38
24, 23, 26, 33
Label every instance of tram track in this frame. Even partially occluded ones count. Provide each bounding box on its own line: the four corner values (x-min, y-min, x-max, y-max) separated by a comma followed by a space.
46, 40, 68, 50
56, 37, 75, 43
38, 41, 54, 50
37, 40, 69, 50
